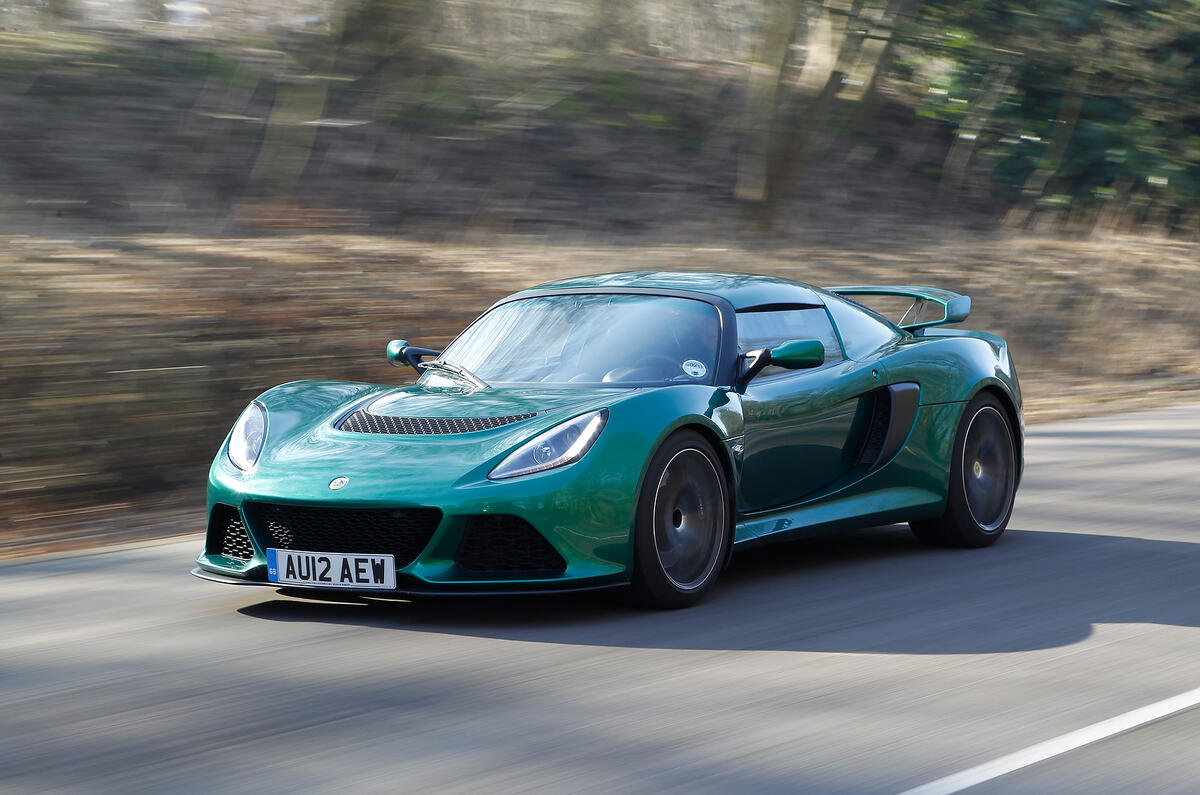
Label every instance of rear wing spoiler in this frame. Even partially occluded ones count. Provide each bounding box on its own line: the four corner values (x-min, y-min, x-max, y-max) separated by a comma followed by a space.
825, 285, 971, 332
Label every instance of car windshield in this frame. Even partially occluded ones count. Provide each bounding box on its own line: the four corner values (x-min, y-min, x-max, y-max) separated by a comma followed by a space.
428, 293, 722, 387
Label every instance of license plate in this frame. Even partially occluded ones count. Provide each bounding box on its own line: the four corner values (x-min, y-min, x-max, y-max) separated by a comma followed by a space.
266, 548, 396, 589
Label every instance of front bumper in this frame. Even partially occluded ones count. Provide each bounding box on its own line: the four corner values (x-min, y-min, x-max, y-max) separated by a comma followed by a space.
195, 440, 641, 593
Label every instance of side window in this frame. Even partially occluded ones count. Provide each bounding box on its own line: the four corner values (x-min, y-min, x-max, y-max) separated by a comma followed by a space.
736, 307, 843, 378
824, 295, 902, 359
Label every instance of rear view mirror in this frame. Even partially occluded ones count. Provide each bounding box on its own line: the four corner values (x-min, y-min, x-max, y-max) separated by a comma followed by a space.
386, 339, 410, 367
387, 339, 440, 374
738, 338, 825, 387
769, 339, 825, 370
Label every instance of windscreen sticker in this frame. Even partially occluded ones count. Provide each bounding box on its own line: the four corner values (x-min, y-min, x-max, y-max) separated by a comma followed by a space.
682, 359, 707, 378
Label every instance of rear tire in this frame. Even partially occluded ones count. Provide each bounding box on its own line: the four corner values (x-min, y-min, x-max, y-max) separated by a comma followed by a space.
910, 392, 1017, 548
630, 430, 730, 609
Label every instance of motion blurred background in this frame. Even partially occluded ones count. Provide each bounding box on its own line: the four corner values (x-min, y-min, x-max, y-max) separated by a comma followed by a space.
2, 0, 1199, 555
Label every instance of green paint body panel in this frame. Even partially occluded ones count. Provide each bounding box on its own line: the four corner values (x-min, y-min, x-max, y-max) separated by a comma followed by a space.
739, 358, 879, 509
196, 272, 1023, 593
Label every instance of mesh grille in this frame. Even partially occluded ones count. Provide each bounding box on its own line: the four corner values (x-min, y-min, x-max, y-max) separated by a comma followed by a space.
244, 503, 441, 567
456, 515, 567, 575
206, 504, 255, 561
338, 410, 537, 435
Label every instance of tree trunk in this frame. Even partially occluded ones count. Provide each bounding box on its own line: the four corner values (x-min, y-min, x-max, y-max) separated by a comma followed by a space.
939, 63, 1013, 198
762, 68, 845, 220
738, 0, 902, 224
734, 0, 801, 203
842, 0, 920, 103
246, 0, 431, 204
1004, 67, 1089, 229
246, 80, 331, 200
755, 0, 859, 225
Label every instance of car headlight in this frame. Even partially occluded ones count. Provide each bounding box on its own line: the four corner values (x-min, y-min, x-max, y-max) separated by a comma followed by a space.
489, 409, 608, 480
227, 401, 267, 471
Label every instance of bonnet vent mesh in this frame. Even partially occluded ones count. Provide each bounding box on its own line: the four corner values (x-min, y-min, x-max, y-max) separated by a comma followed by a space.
339, 410, 537, 435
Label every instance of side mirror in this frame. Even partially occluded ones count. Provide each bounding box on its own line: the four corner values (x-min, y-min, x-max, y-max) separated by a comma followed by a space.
386, 339, 409, 367
738, 338, 825, 387
387, 339, 440, 374
770, 339, 825, 370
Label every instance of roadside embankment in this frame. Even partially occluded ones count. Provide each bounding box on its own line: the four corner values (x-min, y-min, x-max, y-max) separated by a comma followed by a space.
3, 232, 1197, 558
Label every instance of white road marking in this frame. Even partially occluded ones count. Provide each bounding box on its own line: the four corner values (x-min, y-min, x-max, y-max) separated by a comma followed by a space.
899, 686, 1200, 795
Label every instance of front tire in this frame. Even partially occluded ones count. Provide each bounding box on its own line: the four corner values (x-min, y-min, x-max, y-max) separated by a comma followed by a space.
911, 392, 1017, 548
630, 430, 730, 609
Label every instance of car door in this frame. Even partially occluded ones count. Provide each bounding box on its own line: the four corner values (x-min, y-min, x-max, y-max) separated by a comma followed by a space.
737, 304, 889, 512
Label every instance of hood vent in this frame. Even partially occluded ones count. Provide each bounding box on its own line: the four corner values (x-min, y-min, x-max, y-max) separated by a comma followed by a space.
339, 409, 537, 435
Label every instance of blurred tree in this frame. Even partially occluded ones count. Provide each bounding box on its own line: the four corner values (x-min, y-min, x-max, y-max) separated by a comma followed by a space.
140, 0, 167, 23
734, 0, 801, 205
580, 0, 646, 54
938, 63, 1013, 197
248, 0, 435, 202
910, 0, 1200, 231
736, 0, 923, 225
44, 0, 74, 20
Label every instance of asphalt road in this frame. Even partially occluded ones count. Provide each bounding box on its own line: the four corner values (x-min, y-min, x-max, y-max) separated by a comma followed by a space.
3, 403, 1199, 794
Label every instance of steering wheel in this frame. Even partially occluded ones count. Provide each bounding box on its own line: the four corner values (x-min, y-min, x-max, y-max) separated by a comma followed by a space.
635, 354, 682, 373
603, 355, 683, 383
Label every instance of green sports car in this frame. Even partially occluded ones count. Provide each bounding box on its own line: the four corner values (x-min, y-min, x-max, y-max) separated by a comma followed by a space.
193, 271, 1022, 608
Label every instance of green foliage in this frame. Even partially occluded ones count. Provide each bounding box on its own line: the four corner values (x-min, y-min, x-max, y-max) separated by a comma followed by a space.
900, 0, 1200, 224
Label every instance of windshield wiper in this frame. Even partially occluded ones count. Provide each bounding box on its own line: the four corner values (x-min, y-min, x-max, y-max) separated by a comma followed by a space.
422, 359, 490, 389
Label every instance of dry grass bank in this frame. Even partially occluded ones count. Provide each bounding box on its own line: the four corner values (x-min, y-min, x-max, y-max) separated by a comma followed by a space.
3, 232, 1198, 557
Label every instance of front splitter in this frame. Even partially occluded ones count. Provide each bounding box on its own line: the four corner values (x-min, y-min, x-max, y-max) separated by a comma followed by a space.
190, 567, 626, 597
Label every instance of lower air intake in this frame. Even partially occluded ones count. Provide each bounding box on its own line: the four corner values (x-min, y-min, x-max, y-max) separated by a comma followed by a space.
456, 515, 567, 575
206, 504, 255, 561
244, 503, 442, 567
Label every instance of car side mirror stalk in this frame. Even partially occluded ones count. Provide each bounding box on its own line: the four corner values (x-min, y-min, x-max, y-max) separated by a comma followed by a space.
387, 339, 440, 374
738, 348, 771, 386
737, 339, 825, 388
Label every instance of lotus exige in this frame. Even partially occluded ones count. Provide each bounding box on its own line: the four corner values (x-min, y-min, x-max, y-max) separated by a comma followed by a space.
193, 271, 1022, 608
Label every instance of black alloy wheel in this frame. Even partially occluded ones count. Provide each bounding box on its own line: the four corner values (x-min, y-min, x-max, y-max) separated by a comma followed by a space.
911, 392, 1018, 548
631, 430, 730, 608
